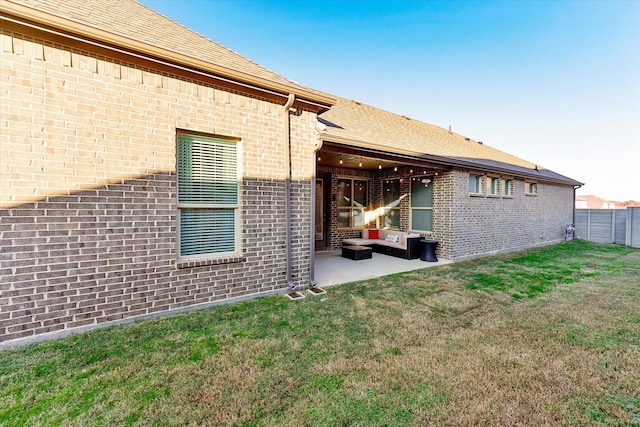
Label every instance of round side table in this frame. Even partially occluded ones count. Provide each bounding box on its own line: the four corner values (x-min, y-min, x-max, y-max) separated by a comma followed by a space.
420, 239, 439, 262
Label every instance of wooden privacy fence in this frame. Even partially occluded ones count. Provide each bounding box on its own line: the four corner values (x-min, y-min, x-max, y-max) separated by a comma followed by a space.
575, 208, 640, 248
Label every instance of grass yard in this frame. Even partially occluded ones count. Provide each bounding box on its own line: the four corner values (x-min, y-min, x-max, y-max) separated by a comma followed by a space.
1, 240, 639, 426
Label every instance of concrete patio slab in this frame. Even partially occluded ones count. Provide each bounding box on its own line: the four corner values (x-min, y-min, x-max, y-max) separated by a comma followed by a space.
313, 250, 452, 287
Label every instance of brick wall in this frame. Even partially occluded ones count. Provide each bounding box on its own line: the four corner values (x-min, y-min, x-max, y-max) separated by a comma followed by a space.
313, 165, 573, 260
1, 29, 318, 344
318, 165, 445, 252
432, 172, 453, 260
450, 170, 574, 260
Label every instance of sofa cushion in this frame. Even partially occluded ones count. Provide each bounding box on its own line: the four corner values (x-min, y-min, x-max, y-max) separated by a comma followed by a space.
368, 229, 379, 239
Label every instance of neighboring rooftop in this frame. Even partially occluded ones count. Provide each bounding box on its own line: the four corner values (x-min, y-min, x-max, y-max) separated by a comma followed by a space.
576, 195, 640, 209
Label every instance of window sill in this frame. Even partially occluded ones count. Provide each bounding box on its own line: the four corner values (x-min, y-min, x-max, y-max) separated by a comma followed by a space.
177, 255, 245, 269
469, 192, 485, 197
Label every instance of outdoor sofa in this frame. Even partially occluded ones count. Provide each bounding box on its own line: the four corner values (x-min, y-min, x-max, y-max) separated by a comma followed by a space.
342, 228, 422, 260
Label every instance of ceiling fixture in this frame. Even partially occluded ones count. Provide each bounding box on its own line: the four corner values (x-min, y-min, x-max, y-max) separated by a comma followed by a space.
359, 157, 363, 168
378, 161, 382, 170
339, 155, 343, 165
394, 164, 398, 172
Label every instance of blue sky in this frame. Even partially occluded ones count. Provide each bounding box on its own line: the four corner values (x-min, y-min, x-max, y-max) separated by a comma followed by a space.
141, 0, 639, 201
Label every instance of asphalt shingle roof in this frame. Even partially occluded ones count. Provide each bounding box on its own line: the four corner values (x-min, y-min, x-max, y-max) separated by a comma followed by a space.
319, 97, 582, 185
6, 0, 327, 101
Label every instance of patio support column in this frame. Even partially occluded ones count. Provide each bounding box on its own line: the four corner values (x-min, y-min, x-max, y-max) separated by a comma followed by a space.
309, 133, 325, 288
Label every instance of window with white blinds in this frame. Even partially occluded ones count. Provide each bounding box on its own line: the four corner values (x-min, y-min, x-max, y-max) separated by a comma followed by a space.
177, 134, 239, 257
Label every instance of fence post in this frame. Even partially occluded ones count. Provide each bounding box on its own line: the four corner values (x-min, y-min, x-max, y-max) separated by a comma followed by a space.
627, 208, 631, 247
627, 207, 640, 248
611, 209, 616, 243
634, 208, 637, 247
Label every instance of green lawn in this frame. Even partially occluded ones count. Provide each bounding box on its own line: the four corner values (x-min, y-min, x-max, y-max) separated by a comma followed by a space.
1, 240, 639, 426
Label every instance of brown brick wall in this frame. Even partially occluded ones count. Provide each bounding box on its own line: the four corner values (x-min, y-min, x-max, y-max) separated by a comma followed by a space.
450, 170, 574, 260
315, 166, 573, 261
432, 172, 453, 260
1, 29, 317, 344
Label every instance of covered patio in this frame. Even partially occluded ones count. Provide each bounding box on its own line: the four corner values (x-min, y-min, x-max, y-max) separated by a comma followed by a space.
313, 250, 452, 287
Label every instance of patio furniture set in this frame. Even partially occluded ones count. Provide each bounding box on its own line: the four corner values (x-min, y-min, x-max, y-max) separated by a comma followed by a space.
341, 229, 438, 262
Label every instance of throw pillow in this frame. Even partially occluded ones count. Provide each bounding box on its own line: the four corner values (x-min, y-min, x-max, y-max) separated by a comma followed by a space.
368, 229, 379, 239
385, 234, 400, 243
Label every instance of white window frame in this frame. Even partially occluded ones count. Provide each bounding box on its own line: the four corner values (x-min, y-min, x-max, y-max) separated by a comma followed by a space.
502, 178, 514, 198
381, 178, 401, 230
469, 174, 483, 196
177, 132, 241, 260
410, 175, 434, 233
486, 176, 499, 197
525, 181, 538, 196
336, 177, 368, 229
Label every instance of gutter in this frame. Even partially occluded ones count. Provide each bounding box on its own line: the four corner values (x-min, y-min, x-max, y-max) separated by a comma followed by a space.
321, 138, 584, 187
283, 93, 299, 291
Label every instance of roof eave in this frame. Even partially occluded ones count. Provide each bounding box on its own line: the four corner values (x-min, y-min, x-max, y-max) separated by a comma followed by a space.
322, 135, 583, 187
0, 1, 335, 109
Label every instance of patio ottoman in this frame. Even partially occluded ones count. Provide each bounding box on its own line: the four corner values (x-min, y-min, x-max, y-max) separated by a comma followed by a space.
342, 245, 373, 260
